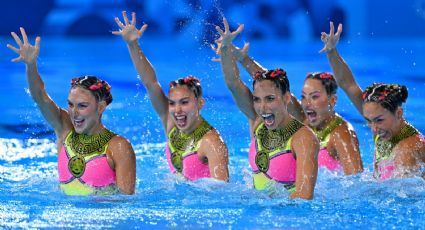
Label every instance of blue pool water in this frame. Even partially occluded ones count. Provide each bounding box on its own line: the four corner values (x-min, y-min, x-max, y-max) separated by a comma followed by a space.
1, 37, 425, 228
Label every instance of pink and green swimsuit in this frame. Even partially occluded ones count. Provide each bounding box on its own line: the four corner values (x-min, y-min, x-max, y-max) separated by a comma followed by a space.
249, 119, 304, 192
58, 129, 118, 195
313, 116, 345, 171
166, 119, 213, 181
374, 122, 422, 180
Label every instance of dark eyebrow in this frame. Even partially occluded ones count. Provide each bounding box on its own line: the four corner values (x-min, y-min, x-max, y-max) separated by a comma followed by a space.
178, 97, 190, 102
169, 97, 190, 103
364, 114, 384, 122
309, 91, 321, 95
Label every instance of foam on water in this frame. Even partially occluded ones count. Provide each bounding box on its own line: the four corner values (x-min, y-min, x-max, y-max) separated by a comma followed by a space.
1, 138, 425, 228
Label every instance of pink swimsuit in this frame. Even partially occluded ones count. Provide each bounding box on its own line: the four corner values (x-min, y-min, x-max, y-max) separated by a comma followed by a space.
249, 120, 304, 191
58, 130, 117, 195
166, 120, 213, 181
313, 116, 344, 171
249, 138, 296, 185
374, 123, 423, 180
318, 148, 342, 171
166, 146, 210, 181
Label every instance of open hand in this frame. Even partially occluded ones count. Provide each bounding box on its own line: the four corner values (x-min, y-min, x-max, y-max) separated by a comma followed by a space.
214, 18, 244, 52
7, 27, 40, 64
211, 41, 250, 62
319, 21, 342, 53
112, 11, 148, 44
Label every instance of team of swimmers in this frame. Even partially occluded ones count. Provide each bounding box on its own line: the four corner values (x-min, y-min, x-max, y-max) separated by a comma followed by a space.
6, 12, 425, 199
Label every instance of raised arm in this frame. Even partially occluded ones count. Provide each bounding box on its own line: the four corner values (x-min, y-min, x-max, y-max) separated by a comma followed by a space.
216, 18, 257, 121
237, 44, 305, 122
233, 43, 266, 76
113, 11, 169, 128
320, 22, 364, 115
7, 28, 71, 139
212, 40, 265, 75
214, 38, 305, 122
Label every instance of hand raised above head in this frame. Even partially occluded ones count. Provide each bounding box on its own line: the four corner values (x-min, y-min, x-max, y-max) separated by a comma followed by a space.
112, 11, 148, 44
7, 27, 40, 64
215, 18, 244, 52
319, 21, 342, 53
211, 41, 250, 63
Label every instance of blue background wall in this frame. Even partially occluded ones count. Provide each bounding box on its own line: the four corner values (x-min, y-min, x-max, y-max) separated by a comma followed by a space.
2, 0, 425, 42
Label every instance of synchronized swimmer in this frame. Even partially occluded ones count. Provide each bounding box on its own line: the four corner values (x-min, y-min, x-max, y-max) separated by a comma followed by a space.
7, 28, 136, 195
6, 12, 425, 199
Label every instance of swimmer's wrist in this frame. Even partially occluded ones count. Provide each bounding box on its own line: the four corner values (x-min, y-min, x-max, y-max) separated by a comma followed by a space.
327, 47, 337, 55
26, 61, 37, 69
326, 48, 338, 59
126, 40, 140, 48
220, 44, 231, 54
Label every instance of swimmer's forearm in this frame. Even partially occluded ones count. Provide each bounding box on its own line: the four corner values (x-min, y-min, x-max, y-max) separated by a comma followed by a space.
25, 62, 45, 102
326, 48, 357, 89
221, 45, 240, 87
126, 40, 169, 123
327, 48, 364, 114
288, 94, 305, 122
238, 54, 266, 76
221, 46, 256, 120
126, 41, 157, 86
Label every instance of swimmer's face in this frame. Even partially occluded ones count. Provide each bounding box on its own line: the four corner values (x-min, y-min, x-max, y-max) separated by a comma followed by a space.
253, 80, 291, 130
301, 78, 336, 128
363, 102, 402, 141
168, 85, 204, 133
68, 87, 105, 135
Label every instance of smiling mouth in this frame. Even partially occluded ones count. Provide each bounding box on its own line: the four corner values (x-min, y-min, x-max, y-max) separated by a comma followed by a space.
305, 109, 317, 122
74, 118, 85, 127
377, 130, 388, 139
262, 113, 275, 127
175, 114, 187, 128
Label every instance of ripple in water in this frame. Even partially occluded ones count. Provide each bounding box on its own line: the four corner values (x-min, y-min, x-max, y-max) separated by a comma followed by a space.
1, 138, 425, 228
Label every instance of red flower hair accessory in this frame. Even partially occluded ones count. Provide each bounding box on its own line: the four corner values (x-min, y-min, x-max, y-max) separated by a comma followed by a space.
89, 81, 104, 91
183, 76, 197, 84
362, 91, 368, 100
270, 69, 285, 78
253, 71, 263, 80
169, 75, 200, 88
253, 68, 286, 80
319, 72, 333, 79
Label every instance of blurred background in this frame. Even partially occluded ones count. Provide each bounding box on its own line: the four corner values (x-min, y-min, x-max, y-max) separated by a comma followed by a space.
1, 0, 425, 41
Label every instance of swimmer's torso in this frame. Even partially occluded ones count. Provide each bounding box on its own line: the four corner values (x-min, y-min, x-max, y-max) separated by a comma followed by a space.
58, 129, 118, 195
313, 115, 345, 171
249, 119, 304, 192
374, 122, 421, 180
166, 119, 213, 181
